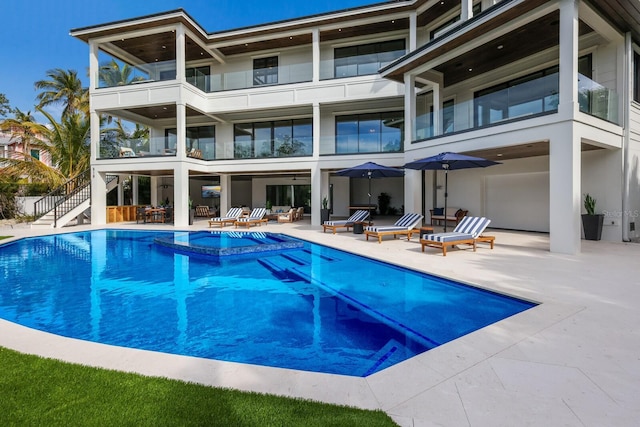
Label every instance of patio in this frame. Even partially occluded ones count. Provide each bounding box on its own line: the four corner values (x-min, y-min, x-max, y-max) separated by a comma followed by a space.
1, 219, 638, 426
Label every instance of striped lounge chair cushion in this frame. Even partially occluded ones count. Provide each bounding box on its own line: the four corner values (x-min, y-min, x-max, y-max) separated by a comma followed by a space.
365, 225, 406, 232
422, 232, 474, 242
324, 209, 369, 226
365, 213, 423, 232
237, 208, 266, 222
211, 207, 242, 221
452, 216, 491, 238
394, 213, 423, 228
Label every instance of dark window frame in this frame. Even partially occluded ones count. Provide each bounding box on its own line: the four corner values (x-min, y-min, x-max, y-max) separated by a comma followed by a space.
253, 56, 278, 86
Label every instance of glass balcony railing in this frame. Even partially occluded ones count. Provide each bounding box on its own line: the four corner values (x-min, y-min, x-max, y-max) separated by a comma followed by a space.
319, 135, 403, 155
188, 63, 313, 93
98, 136, 175, 159
414, 72, 620, 141
96, 60, 177, 89
578, 75, 619, 123
220, 138, 313, 160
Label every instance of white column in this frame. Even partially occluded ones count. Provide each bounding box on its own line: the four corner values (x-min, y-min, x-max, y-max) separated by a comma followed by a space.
175, 25, 186, 82
461, 0, 474, 21
219, 174, 231, 215
409, 12, 417, 52
311, 165, 322, 226
173, 163, 189, 226
176, 102, 187, 158
91, 170, 107, 225
432, 82, 442, 137
89, 41, 99, 91
404, 74, 416, 144
132, 175, 139, 205
549, 126, 581, 254
558, 0, 579, 118
312, 29, 320, 82
404, 169, 422, 222
117, 177, 124, 205
312, 102, 321, 157
150, 176, 159, 207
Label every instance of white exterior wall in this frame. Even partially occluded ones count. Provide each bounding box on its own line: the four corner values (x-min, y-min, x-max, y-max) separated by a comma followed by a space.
627, 104, 640, 240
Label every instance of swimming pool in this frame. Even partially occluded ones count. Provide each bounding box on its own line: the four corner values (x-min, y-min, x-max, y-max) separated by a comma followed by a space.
0, 229, 535, 376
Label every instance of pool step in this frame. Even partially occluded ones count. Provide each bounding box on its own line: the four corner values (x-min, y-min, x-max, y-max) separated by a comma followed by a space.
257, 258, 309, 283
362, 339, 404, 377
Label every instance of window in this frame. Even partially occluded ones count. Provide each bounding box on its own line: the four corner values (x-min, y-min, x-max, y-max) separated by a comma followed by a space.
253, 56, 278, 86
30, 149, 40, 160
186, 66, 210, 91
165, 126, 215, 158
442, 99, 454, 134
266, 184, 311, 211
334, 39, 406, 78
634, 51, 640, 103
335, 112, 403, 154
233, 119, 312, 158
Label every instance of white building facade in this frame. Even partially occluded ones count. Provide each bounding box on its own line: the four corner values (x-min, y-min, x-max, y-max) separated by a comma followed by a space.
71, 0, 640, 254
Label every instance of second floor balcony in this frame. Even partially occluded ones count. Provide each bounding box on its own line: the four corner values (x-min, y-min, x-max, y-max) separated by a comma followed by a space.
414, 72, 619, 142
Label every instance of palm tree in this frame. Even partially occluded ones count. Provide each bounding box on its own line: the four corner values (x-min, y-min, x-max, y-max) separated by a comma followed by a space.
38, 108, 90, 180
98, 59, 143, 87
34, 68, 88, 117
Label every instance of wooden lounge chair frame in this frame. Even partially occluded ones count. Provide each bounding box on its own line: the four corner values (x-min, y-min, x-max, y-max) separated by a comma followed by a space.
420, 217, 494, 256
208, 207, 243, 228
322, 209, 370, 234
364, 213, 423, 244
235, 208, 268, 228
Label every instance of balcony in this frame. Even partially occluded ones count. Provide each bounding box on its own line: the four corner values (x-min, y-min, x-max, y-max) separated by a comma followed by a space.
319, 134, 403, 156
414, 72, 619, 141
98, 136, 175, 159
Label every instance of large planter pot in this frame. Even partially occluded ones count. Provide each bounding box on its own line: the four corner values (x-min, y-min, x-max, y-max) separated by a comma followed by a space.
189, 209, 195, 225
582, 214, 604, 241
320, 208, 330, 224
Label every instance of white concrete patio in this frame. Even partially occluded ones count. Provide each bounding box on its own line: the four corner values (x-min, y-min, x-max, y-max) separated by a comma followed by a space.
1, 218, 638, 426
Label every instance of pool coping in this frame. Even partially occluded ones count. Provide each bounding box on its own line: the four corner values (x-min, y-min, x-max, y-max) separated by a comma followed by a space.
3, 222, 637, 426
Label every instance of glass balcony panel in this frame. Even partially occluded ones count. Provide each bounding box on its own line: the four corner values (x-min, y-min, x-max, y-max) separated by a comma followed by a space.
578, 74, 619, 124
98, 136, 173, 159
97, 60, 177, 88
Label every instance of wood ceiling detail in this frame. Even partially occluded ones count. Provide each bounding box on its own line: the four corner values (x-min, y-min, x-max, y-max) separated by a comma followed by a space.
111, 33, 211, 64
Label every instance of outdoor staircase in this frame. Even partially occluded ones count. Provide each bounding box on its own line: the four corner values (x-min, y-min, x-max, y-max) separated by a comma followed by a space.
31, 171, 118, 229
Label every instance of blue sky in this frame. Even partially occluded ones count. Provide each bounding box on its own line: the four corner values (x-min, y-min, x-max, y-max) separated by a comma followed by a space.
0, 0, 378, 120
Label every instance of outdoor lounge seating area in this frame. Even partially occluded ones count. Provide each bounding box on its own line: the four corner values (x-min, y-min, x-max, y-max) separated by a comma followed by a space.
420, 216, 494, 256
364, 213, 423, 243
322, 209, 370, 234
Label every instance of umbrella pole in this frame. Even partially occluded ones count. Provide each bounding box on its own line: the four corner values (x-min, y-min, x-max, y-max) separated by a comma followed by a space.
444, 167, 449, 232
368, 172, 372, 216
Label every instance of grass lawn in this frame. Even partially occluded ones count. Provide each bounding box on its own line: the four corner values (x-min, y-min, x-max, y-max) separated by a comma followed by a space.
0, 236, 11, 240
0, 347, 397, 426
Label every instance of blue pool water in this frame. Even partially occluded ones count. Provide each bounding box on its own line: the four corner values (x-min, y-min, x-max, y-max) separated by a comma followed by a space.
0, 230, 535, 376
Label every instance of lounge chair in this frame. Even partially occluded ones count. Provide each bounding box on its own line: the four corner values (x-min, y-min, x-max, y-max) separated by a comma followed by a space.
420, 216, 494, 256
364, 213, 424, 243
208, 207, 243, 228
235, 208, 268, 228
322, 209, 370, 234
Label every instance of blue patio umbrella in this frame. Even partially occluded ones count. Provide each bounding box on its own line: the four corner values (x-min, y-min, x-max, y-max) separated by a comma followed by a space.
403, 152, 501, 231
336, 161, 405, 212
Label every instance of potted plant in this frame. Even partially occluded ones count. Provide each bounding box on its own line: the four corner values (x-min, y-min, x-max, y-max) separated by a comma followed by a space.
582, 193, 604, 240
321, 196, 330, 223
265, 200, 272, 214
